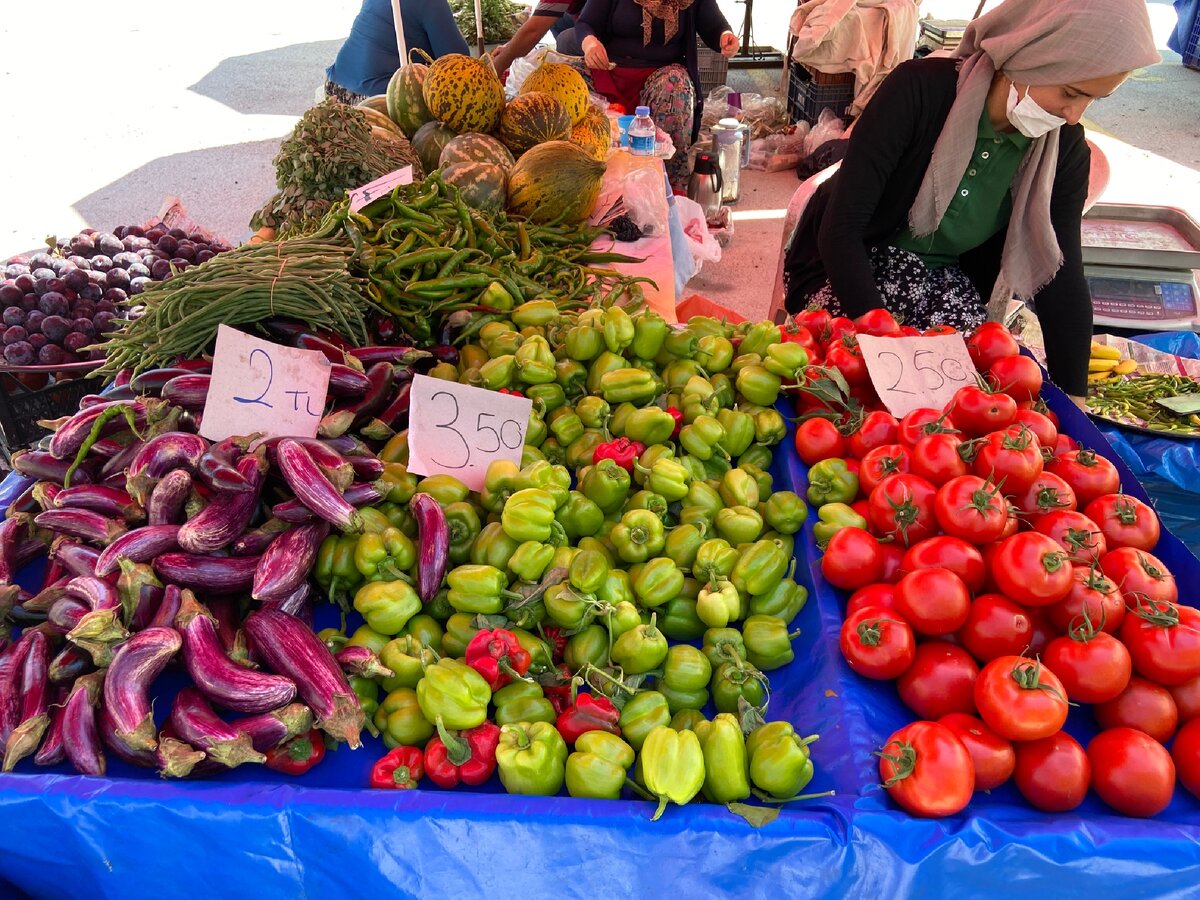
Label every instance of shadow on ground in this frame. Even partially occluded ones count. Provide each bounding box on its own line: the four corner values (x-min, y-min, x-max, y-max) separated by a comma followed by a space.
188, 40, 343, 116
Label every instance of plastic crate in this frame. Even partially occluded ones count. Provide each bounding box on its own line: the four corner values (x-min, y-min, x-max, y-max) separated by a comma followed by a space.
1185, 6, 1200, 71
787, 64, 854, 125
0, 370, 102, 462
697, 39, 729, 96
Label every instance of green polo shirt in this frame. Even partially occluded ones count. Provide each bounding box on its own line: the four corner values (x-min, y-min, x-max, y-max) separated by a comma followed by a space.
893, 108, 1032, 267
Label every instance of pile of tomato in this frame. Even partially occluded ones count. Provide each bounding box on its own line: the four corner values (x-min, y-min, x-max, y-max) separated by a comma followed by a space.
787, 308, 1200, 820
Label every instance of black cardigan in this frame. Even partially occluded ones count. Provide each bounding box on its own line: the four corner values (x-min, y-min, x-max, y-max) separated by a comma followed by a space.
784, 57, 1093, 396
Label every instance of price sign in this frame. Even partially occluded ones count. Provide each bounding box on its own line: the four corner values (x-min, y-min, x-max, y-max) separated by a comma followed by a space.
349, 165, 414, 212
857, 332, 977, 418
200, 325, 331, 442
407, 375, 533, 491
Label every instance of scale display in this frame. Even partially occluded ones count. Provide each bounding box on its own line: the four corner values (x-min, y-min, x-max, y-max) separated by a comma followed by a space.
1086, 264, 1199, 326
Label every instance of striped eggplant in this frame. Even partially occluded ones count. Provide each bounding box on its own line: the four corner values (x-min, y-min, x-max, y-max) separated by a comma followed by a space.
100, 708, 156, 768
34, 509, 127, 546
410, 492, 449, 603
48, 596, 89, 634
64, 576, 129, 667
231, 703, 315, 753
32, 482, 62, 511
146, 469, 193, 526
261, 583, 312, 619
126, 432, 208, 503
196, 434, 257, 493
153, 553, 260, 594
347, 345, 425, 366
169, 688, 264, 768
327, 364, 372, 398
335, 645, 393, 680
244, 609, 364, 748
103, 626, 181, 754
359, 380, 412, 442
160, 374, 211, 411
0, 639, 29, 747
270, 498, 316, 524
49, 400, 145, 461
0, 516, 29, 585
51, 538, 101, 578
178, 452, 265, 554
148, 584, 184, 630
265, 437, 353, 492
54, 484, 143, 521
275, 439, 362, 533
130, 367, 196, 396
3, 629, 51, 771
156, 736, 207, 779
95, 524, 182, 577
294, 332, 353, 365
11, 450, 92, 484
48, 644, 94, 683
317, 362, 394, 438
231, 519, 290, 557
6, 479, 40, 518
117, 558, 165, 631
252, 521, 330, 602
88, 437, 133, 459
33, 685, 70, 766
99, 439, 142, 484
62, 671, 106, 776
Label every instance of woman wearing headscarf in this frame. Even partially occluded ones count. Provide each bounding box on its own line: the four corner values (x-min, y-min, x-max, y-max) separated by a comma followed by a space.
575, 0, 740, 190
783, 0, 1161, 399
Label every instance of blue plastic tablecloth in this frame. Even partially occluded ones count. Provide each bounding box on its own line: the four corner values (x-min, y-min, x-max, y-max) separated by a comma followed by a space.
2, 385, 1200, 896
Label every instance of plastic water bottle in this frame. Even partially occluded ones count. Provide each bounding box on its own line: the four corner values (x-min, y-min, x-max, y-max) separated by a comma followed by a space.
629, 106, 656, 156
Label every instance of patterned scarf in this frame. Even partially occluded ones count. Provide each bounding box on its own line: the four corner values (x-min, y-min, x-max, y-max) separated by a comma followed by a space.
632, 0, 698, 45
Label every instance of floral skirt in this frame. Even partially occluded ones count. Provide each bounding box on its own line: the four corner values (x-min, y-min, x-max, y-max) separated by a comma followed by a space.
803, 245, 986, 331
324, 80, 367, 106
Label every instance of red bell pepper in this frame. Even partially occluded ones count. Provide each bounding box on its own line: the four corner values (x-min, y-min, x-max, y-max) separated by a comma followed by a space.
593, 437, 644, 472
541, 662, 575, 715
424, 718, 500, 788
498, 388, 525, 398
464, 628, 532, 691
555, 692, 622, 743
265, 729, 326, 776
541, 626, 568, 663
370, 745, 424, 789
666, 406, 684, 438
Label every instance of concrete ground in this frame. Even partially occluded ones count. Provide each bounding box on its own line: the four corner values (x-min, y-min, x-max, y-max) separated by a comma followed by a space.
1, 0, 1197, 323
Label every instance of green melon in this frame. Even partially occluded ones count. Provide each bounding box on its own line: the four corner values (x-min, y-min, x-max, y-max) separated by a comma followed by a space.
507, 140, 606, 225
440, 132, 516, 171
498, 92, 573, 156
410, 121, 458, 174
386, 64, 434, 138
443, 161, 508, 214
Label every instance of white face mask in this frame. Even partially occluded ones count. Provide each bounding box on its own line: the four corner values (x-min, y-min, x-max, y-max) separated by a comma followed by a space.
1006, 83, 1067, 138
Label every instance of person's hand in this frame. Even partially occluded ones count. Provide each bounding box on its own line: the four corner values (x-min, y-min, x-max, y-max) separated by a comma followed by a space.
1067, 394, 1088, 411
720, 31, 740, 57
582, 36, 611, 70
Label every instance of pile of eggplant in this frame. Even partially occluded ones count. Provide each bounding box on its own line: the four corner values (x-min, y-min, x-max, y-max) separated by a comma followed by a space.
0, 333, 432, 778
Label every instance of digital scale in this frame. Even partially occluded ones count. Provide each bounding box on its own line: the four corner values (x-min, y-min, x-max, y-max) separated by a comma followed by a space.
1082, 203, 1200, 333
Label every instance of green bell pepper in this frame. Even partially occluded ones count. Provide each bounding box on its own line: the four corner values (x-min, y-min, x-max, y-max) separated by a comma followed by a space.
575, 396, 611, 430
416, 475, 470, 506
662, 359, 705, 390
565, 624, 611, 672
739, 321, 782, 357
632, 557, 685, 609
731, 539, 790, 597
547, 406, 585, 446
763, 491, 807, 535
610, 509, 666, 564
501, 488, 558, 543
812, 502, 868, 548
354, 527, 415, 582
743, 614, 800, 671
602, 305, 635, 353
492, 681, 557, 727
496, 722, 567, 796
565, 321, 604, 361
714, 505, 764, 545
806, 459, 859, 507
580, 458, 632, 514
346, 624, 389, 654
597, 569, 635, 609
555, 491, 605, 541
376, 686, 435, 748
416, 658, 492, 730
600, 368, 658, 405
512, 298, 558, 328
510, 627, 555, 673
471, 522, 521, 571
445, 501, 482, 565
679, 415, 728, 462
695, 713, 752, 803
641, 725, 705, 820
479, 321, 518, 355
671, 709, 708, 732
693, 538, 740, 583
587, 351, 627, 396
538, 437, 565, 466
716, 409, 755, 458
350, 675, 379, 725
353, 579, 421, 636
544, 583, 596, 631
631, 310, 668, 360
624, 407, 676, 445
481, 460, 522, 513
479, 354, 517, 391
763, 342, 809, 379
664, 523, 705, 570
555, 358, 587, 399
736, 365, 783, 407
711, 660, 767, 714
753, 409, 788, 446
663, 327, 699, 359
697, 577, 741, 629
315, 533, 364, 602
603, 599, 643, 641
657, 595, 706, 641
569, 549, 610, 594
508, 541, 555, 583
617, 690, 672, 752
702, 627, 747, 669
566, 429, 608, 469
747, 578, 808, 622
520, 460, 572, 508
516, 335, 557, 385
378, 462, 418, 504
380, 635, 438, 692
446, 564, 518, 615
624, 489, 670, 521
657, 681, 709, 714
695, 334, 734, 372
441, 613, 481, 659
718, 468, 760, 509
551, 546, 579, 571
737, 444, 773, 472
400, 614, 444, 654
527, 382, 568, 414
746, 721, 819, 800
636, 458, 691, 503
685, 481, 724, 522
661, 644, 712, 694
610, 613, 668, 676
565, 731, 634, 800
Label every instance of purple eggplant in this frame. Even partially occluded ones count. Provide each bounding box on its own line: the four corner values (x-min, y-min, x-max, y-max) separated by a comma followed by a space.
148, 583, 183, 630
11, 450, 92, 484
344, 481, 385, 507
103, 626, 181, 754
51, 538, 101, 577
32, 482, 62, 511
160, 373, 211, 411
99, 439, 142, 484
54, 484, 143, 520
156, 736, 207, 778
231, 519, 290, 557
117, 558, 164, 631
48, 596, 89, 633
100, 708, 156, 768
62, 671, 106, 776
176, 590, 296, 714
153, 553, 260, 594
146, 468, 192, 525
348, 453, 386, 481
34, 508, 127, 546
265, 436, 354, 492
64, 576, 128, 666
49, 399, 145, 460
262, 582, 312, 619
317, 362, 394, 438
335, 645, 393, 680
0, 515, 29, 584
130, 367, 196, 396
169, 687, 264, 768
327, 363, 372, 397
251, 521, 329, 602
196, 434, 257, 493
177, 452, 265, 554
294, 332, 352, 365
231, 703, 314, 753
6, 479, 40, 518
126, 431, 208, 502
3, 629, 51, 771
348, 345, 424, 366
270, 498, 317, 524
244, 609, 363, 748
33, 685, 70, 766
94, 524, 181, 577
320, 435, 368, 456
275, 439, 362, 533
0, 639, 30, 747
410, 492, 449, 603
359, 380, 412, 442
48, 644, 94, 683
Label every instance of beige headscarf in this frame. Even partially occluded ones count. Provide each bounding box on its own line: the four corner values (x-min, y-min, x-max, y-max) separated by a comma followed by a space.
633, 0, 697, 45
908, 0, 1161, 300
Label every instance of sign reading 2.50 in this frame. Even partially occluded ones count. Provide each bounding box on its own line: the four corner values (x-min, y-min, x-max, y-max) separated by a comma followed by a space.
856, 332, 978, 418
406, 375, 532, 491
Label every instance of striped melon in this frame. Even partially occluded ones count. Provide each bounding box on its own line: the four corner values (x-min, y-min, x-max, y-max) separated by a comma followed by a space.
569, 108, 611, 162
422, 53, 505, 134
357, 95, 391, 116
386, 63, 434, 138
443, 161, 508, 214
440, 132, 516, 171
507, 140, 606, 225
520, 61, 590, 125
411, 121, 458, 175
498, 92, 572, 157
359, 106, 404, 136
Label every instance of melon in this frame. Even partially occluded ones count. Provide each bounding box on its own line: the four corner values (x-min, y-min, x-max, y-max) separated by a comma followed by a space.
422, 53, 506, 134
440, 132, 516, 171
359, 106, 404, 136
443, 161, 508, 214
411, 121, 458, 175
520, 61, 590, 125
569, 109, 611, 162
498, 92, 572, 156
357, 95, 391, 116
507, 140, 606, 225
386, 63, 434, 138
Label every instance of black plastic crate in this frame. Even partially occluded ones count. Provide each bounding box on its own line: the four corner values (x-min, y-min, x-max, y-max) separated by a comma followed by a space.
787, 65, 854, 125
0, 371, 102, 463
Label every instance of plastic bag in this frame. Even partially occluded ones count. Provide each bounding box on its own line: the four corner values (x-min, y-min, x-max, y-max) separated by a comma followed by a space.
701, 88, 789, 139
505, 47, 585, 98
747, 126, 810, 172
803, 108, 847, 157
675, 195, 721, 265
622, 166, 669, 237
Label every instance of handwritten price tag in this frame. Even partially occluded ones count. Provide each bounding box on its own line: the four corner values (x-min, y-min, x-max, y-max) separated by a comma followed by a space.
349, 165, 414, 213
857, 333, 977, 418
200, 325, 331, 442
407, 375, 533, 491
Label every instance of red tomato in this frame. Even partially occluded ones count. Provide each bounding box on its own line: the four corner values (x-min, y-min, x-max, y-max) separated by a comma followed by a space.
897, 642, 979, 719
839, 606, 916, 680
853, 308, 901, 336
972, 426, 1044, 494
957, 594, 1035, 664
846, 411, 899, 459
894, 568, 971, 636
1045, 564, 1126, 635
937, 712, 1015, 791
868, 474, 938, 547
878, 721, 975, 818
967, 321, 1020, 373
923, 324, 958, 336
909, 432, 969, 486
986, 354, 1043, 402
951, 385, 1019, 437
990, 532, 1074, 607
1013, 471, 1077, 524
1025, 607, 1058, 656
897, 407, 957, 448
1094, 676, 1179, 743
1171, 718, 1200, 799
1170, 676, 1200, 724
901, 536, 986, 593
1013, 408, 1058, 448
934, 475, 1009, 545
858, 444, 911, 495
1087, 727, 1175, 818
1035, 510, 1108, 564
1084, 493, 1161, 552
826, 336, 869, 386
1099, 547, 1178, 606
877, 541, 906, 584
1044, 628, 1132, 704
1119, 600, 1200, 686
780, 320, 822, 363
897, 325, 922, 337
999, 500, 1021, 539
974, 655, 1070, 741
1047, 449, 1121, 507
826, 316, 856, 347
1013, 731, 1091, 812
1051, 432, 1080, 457
794, 417, 847, 466
846, 583, 898, 616
821, 527, 884, 591
850, 498, 871, 521
795, 308, 832, 342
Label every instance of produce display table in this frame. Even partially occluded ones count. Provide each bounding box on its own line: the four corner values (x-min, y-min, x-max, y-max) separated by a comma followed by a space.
2, 384, 1199, 897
